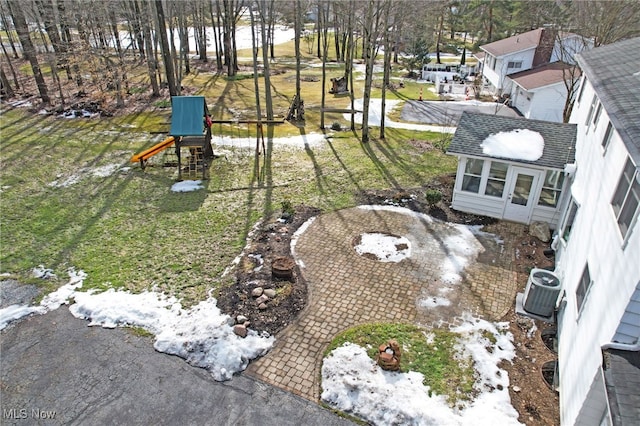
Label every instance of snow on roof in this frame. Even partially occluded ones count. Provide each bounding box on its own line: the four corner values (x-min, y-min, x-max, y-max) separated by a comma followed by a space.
480, 129, 544, 161
448, 112, 576, 168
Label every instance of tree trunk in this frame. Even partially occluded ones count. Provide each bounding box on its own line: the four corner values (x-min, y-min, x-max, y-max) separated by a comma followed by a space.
1, 65, 15, 98
0, 35, 21, 91
0, 2, 19, 59
292, 0, 304, 121
319, 1, 329, 129
259, 0, 274, 121
141, 1, 160, 97
8, 0, 50, 105
154, 0, 178, 96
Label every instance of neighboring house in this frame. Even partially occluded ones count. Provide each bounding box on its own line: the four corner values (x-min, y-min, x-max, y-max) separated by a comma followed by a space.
446, 112, 576, 227
551, 37, 640, 426
507, 62, 579, 123
477, 28, 588, 96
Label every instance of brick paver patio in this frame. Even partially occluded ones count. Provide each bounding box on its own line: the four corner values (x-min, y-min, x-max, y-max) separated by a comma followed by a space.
245, 206, 525, 401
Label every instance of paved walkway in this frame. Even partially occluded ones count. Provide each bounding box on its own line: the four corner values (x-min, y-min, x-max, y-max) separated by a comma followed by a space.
246, 207, 524, 401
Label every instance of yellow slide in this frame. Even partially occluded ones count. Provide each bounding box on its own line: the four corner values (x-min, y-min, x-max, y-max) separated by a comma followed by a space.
130, 136, 175, 164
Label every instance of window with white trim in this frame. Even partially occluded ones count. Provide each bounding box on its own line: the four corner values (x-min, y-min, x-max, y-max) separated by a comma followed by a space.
601, 122, 613, 151
538, 170, 565, 207
585, 94, 598, 126
611, 157, 640, 239
461, 158, 484, 193
576, 77, 586, 104
507, 61, 522, 69
576, 263, 593, 314
484, 161, 508, 197
592, 102, 603, 128
559, 198, 578, 242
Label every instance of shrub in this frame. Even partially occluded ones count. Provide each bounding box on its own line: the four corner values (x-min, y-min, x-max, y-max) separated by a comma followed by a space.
425, 189, 442, 206
330, 122, 342, 131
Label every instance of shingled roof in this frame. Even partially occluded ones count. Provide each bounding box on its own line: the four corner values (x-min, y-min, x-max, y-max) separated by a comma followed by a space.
447, 112, 577, 169
603, 349, 640, 426
575, 37, 640, 163
481, 28, 544, 57
508, 62, 579, 91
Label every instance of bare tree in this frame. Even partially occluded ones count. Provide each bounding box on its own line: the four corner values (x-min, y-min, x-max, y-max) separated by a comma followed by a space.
360, 0, 385, 143
154, 0, 178, 96
7, 0, 50, 105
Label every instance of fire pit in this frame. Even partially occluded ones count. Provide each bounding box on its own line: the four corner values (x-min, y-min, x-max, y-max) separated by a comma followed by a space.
377, 339, 402, 371
272, 256, 296, 280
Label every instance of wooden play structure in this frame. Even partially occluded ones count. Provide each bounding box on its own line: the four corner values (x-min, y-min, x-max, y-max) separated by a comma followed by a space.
131, 96, 214, 180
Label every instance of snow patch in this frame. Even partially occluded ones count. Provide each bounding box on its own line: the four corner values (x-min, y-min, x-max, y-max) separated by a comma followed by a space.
419, 296, 451, 308
355, 233, 411, 263
69, 289, 273, 381
480, 129, 544, 161
171, 180, 204, 192
321, 314, 521, 425
211, 133, 327, 149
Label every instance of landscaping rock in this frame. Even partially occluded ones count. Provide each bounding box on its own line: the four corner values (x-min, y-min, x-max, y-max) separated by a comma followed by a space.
258, 303, 268, 310
263, 289, 277, 298
256, 295, 269, 305
251, 287, 264, 297
236, 315, 249, 324
529, 221, 551, 242
233, 324, 247, 338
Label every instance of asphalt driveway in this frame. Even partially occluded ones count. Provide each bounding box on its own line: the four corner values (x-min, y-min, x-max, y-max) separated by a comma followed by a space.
400, 100, 519, 126
0, 306, 352, 426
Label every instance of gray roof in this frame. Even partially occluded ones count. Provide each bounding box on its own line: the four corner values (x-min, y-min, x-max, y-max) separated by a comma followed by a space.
603, 349, 640, 426
575, 37, 640, 164
447, 112, 577, 169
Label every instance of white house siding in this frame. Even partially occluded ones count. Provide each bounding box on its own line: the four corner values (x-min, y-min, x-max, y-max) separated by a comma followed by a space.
482, 49, 536, 93
612, 282, 640, 344
451, 157, 565, 226
556, 78, 640, 426
511, 82, 568, 123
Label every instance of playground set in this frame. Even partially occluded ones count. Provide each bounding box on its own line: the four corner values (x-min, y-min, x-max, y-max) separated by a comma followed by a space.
131, 96, 214, 180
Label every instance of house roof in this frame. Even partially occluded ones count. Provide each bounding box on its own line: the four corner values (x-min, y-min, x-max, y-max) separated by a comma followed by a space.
481, 28, 544, 57
575, 37, 640, 164
447, 112, 577, 169
603, 349, 640, 426
508, 62, 579, 91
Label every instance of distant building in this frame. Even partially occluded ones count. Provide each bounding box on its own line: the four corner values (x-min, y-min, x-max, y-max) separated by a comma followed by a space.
476, 28, 589, 96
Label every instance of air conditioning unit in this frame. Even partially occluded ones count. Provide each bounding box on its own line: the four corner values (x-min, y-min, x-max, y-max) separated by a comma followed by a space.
523, 268, 561, 318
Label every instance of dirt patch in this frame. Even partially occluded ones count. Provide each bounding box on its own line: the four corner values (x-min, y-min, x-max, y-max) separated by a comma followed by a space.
216, 205, 321, 336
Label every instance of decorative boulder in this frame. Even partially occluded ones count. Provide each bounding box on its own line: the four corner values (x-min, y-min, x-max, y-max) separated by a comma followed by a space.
529, 221, 551, 242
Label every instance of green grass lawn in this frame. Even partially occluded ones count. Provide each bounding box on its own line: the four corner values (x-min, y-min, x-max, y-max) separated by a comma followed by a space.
0, 56, 456, 305
325, 323, 476, 405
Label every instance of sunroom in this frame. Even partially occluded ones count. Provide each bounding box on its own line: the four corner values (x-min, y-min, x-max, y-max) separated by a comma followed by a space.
447, 112, 577, 227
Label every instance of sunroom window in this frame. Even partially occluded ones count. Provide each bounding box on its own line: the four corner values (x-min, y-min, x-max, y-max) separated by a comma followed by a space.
484, 161, 508, 197
538, 170, 565, 207
461, 158, 484, 193
611, 157, 640, 239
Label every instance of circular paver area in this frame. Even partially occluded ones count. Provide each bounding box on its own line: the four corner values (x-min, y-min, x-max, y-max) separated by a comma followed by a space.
245, 206, 520, 401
